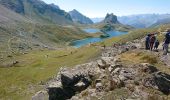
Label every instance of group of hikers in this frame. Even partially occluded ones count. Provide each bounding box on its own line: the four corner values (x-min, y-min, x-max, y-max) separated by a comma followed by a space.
145, 29, 170, 55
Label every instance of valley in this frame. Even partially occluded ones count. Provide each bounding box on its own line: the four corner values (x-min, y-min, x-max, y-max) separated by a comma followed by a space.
0, 0, 170, 100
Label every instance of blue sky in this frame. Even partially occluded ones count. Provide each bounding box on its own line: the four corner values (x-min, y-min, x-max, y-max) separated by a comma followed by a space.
42, 0, 170, 18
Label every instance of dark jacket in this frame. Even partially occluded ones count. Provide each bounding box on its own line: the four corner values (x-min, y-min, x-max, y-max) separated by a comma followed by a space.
155, 40, 159, 47
146, 36, 150, 42
165, 32, 170, 44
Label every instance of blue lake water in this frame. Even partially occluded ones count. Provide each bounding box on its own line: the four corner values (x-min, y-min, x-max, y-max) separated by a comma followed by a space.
83, 28, 101, 33
71, 29, 128, 48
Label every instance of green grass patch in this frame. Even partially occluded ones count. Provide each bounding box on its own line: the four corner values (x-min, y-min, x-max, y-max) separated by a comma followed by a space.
0, 47, 100, 100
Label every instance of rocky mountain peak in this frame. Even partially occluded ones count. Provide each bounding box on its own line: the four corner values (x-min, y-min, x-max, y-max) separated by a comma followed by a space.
69, 9, 93, 24
49, 3, 60, 9
103, 13, 119, 24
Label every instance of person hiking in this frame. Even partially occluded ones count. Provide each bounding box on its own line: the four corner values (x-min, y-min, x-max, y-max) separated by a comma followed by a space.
145, 34, 151, 50
163, 29, 170, 55
154, 40, 160, 50
149, 33, 156, 51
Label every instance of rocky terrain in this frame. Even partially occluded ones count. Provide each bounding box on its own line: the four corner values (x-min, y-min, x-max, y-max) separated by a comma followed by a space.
32, 38, 170, 100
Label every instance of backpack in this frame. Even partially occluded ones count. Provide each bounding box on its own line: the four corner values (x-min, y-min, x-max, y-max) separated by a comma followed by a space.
150, 36, 155, 43
165, 32, 170, 44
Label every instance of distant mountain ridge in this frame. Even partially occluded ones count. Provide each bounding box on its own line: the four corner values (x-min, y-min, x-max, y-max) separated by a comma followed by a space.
0, 0, 73, 25
151, 18, 170, 27
91, 14, 170, 28
69, 9, 93, 24
118, 14, 170, 28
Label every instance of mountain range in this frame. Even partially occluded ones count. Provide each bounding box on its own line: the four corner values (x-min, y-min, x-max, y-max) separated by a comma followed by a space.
91, 14, 170, 28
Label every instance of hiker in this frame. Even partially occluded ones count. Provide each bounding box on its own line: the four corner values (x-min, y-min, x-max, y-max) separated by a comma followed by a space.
154, 40, 160, 50
103, 44, 106, 49
145, 34, 151, 50
163, 29, 170, 55
149, 33, 156, 51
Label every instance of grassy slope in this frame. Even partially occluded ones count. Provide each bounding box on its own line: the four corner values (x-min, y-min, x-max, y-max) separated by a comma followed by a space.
0, 47, 101, 100
120, 50, 170, 74
0, 5, 101, 99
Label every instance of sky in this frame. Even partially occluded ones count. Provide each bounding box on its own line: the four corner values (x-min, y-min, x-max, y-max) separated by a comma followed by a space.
42, 0, 170, 18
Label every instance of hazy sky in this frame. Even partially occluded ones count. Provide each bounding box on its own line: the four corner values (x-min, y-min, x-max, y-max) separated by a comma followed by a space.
42, 0, 170, 18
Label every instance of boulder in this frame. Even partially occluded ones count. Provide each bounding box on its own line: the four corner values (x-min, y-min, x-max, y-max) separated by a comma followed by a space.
112, 67, 121, 74
143, 72, 170, 95
109, 64, 123, 73
97, 57, 114, 69
48, 86, 75, 100
119, 47, 129, 54
97, 59, 105, 69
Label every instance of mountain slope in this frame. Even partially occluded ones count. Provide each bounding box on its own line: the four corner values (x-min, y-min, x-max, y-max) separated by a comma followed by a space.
69, 9, 93, 24
91, 17, 104, 23
0, 0, 73, 25
0, 4, 90, 54
151, 18, 170, 27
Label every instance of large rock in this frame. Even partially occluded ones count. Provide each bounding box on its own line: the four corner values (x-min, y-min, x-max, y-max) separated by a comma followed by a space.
143, 72, 170, 95
60, 64, 92, 87
103, 13, 119, 24
47, 62, 102, 100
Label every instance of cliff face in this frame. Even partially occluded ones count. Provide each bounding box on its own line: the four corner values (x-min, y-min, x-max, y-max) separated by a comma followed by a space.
0, 0, 73, 25
103, 13, 120, 24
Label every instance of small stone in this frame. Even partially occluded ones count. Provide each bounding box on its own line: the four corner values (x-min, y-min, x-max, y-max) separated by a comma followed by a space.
96, 83, 103, 91
48, 81, 62, 88
97, 60, 105, 68
32, 91, 48, 100
75, 81, 86, 87
71, 96, 79, 100
113, 67, 121, 74
119, 75, 127, 81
